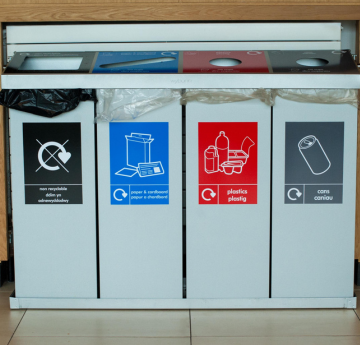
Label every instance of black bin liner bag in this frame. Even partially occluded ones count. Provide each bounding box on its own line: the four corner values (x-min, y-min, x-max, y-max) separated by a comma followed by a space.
0, 89, 95, 117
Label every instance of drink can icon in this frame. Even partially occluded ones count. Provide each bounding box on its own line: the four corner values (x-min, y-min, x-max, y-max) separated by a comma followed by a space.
298, 135, 331, 175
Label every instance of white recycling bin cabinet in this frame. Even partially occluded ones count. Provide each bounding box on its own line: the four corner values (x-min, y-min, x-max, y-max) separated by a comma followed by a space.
10, 102, 97, 298
2, 49, 360, 309
271, 97, 357, 298
186, 100, 271, 298
97, 99, 183, 299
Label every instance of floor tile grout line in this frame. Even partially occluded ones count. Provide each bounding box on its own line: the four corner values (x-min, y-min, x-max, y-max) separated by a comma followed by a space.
8, 336, 193, 339
190, 335, 360, 338
354, 308, 360, 321
189, 309, 192, 345
7, 309, 27, 345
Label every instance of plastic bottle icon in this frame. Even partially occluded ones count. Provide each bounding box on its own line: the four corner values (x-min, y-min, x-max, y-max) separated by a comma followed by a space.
215, 131, 229, 171
298, 135, 331, 175
204, 146, 219, 173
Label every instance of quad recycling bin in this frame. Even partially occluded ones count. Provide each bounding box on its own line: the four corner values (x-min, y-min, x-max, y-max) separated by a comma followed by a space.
96, 95, 183, 299
9, 102, 97, 298
2, 49, 359, 308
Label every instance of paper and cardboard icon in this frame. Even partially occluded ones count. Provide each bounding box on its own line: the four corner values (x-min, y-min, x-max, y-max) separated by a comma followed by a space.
126, 133, 154, 168
116, 133, 164, 178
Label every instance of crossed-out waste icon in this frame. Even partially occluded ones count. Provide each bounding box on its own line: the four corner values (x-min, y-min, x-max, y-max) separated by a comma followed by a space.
36, 140, 71, 173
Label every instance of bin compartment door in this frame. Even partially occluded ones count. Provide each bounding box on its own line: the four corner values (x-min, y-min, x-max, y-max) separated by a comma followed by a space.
272, 98, 357, 298
97, 102, 183, 298
10, 102, 97, 298
186, 100, 271, 298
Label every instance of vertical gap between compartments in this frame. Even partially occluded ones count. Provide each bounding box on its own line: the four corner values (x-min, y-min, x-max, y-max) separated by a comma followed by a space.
182, 95, 187, 299
269, 105, 273, 299
94, 95, 100, 299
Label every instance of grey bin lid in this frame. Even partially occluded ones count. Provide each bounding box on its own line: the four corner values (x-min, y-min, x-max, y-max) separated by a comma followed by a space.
268, 50, 359, 74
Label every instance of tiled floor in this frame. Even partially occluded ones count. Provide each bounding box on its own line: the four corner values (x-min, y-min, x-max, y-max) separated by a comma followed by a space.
0, 282, 360, 345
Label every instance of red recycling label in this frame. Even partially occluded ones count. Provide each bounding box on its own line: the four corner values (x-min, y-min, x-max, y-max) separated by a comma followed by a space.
198, 122, 258, 205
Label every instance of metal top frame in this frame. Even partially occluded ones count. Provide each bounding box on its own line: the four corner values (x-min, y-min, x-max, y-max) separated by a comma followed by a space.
2, 73, 360, 89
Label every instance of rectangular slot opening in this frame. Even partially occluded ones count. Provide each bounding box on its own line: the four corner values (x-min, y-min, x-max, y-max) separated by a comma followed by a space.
19, 57, 83, 71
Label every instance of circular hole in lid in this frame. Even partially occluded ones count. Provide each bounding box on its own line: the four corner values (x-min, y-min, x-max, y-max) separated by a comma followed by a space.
209, 58, 242, 67
296, 58, 329, 67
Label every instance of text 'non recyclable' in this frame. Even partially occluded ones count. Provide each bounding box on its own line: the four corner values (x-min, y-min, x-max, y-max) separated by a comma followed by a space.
110, 122, 169, 205
199, 122, 258, 205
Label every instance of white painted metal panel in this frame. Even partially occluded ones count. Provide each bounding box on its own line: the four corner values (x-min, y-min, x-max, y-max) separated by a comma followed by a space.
6, 42, 341, 61
97, 102, 183, 299
341, 21, 357, 54
10, 102, 97, 298
3, 74, 360, 90
186, 100, 271, 298
9, 296, 357, 309
272, 98, 357, 298
7, 23, 341, 44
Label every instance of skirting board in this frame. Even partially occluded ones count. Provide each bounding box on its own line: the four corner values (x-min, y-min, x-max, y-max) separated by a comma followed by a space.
355, 259, 360, 286
9, 293, 357, 309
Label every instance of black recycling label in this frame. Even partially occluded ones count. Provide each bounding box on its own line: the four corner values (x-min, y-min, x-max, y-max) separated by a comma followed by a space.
284, 122, 344, 204
23, 123, 83, 204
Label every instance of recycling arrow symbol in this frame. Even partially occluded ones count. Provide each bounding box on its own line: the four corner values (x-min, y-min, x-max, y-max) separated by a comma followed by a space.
287, 188, 302, 201
113, 188, 128, 201
202, 188, 216, 201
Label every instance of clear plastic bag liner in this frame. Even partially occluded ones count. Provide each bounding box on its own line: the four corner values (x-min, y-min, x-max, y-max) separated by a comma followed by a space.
181, 88, 274, 106
95, 89, 181, 122
95, 88, 358, 122
273, 89, 358, 108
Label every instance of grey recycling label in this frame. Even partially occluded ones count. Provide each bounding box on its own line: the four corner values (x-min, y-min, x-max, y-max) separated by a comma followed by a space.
284, 122, 344, 204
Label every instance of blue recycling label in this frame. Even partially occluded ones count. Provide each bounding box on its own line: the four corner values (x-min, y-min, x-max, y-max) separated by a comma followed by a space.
93, 51, 179, 73
110, 122, 169, 205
